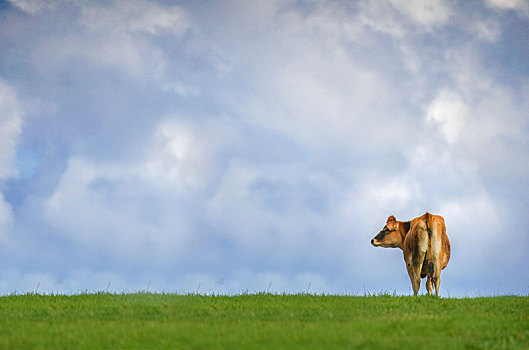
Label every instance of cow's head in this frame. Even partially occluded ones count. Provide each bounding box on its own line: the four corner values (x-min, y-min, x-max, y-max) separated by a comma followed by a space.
371, 215, 402, 248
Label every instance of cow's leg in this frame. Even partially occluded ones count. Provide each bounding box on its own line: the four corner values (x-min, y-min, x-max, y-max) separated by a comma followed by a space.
411, 269, 421, 296
433, 265, 441, 297
406, 265, 419, 296
426, 275, 433, 295
412, 250, 427, 296
430, 224, 444, 297
406, 260, 422, 296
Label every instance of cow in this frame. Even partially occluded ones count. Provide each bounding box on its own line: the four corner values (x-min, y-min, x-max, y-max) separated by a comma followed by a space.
370, 212, 450, 297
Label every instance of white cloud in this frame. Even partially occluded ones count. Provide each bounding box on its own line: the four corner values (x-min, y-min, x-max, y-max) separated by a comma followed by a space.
206, 161, 321, 251
0, 80, 22, 180
423, 50, 529, 182
39, 35, 165, 79
471, 18, 502, 42
205, 158, 353, 267
241, 31, 404, 158
484, 0, 529, 16
386, 0, 453, 28
436, 192, 503, 287
44, 155, 195, 262
439, 193, 500, 242
31, 0, 190, 80
0, 80, 22, 240
79, 0, 189, 36
7, 0, 60, 13
281, 3, 364, 43
161, 83, 199, 98
146, 118, 234, 191
43, 116, 238, 262
426, 89, 469, 144
358, 0, 453, 37
0, 193, 14, 242
358, 1, 407, 37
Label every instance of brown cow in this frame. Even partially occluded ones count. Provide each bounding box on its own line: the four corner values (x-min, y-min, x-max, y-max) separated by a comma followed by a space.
370, 212, 450, 297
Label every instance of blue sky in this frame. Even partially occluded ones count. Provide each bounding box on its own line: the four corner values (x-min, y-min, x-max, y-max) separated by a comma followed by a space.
0, 0, 528, 296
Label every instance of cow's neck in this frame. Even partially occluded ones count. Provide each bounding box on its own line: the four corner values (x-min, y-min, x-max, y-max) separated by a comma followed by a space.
396, 221, 411, 250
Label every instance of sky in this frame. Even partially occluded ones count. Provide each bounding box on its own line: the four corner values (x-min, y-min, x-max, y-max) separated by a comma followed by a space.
0, 0, 528, 296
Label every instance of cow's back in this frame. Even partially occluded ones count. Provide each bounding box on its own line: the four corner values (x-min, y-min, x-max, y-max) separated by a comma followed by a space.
427, 213, 450, 270
404, 213, 450, 270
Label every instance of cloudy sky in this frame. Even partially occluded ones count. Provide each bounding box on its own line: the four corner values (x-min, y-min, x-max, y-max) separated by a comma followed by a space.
0, 0, 528, 296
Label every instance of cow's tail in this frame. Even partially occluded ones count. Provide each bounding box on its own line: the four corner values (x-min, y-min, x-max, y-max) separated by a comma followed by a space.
425, 212, 434, 277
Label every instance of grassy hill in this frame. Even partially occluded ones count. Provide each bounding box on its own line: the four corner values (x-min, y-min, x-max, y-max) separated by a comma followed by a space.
0, 293, 527, 349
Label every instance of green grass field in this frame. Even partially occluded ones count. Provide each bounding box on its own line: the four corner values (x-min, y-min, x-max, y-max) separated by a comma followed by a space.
0, 293, 527, 349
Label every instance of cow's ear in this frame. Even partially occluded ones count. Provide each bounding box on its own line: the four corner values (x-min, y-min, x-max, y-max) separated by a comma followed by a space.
387, 215, 396, 223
